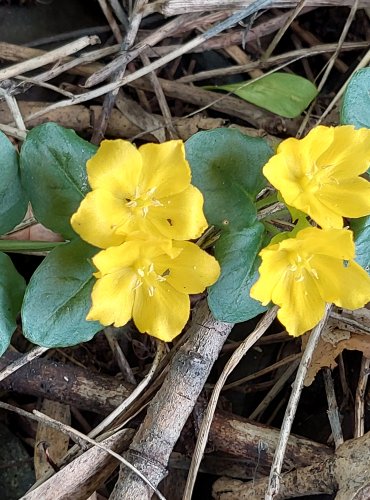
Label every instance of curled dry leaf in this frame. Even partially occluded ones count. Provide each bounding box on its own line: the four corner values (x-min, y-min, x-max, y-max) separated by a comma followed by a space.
304, 308, 370, 386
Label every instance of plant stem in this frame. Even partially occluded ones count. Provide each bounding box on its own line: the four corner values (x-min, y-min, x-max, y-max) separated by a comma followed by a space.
0, 240, 65, 252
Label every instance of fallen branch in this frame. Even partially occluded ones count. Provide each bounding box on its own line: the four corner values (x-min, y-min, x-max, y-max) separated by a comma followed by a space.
213, 431, 370, 499
0, 101, 225, 141
0, 37, 100, 82
0, 350, 133, 415
109, 300, 234, 499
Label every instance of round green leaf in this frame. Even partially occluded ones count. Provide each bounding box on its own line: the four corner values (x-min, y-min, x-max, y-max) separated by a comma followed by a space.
205, 73, 318, 118
22, 239, 101, 347
0, 131, 28, 234
351, 216, 370, 275
20, 123, 97, 239
0, 252, 26, 355
341, 68, 370, 129
208, 223, 267, 323
186, 128, 272, 231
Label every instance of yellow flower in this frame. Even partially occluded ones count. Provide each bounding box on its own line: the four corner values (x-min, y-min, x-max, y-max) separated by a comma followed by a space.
250, 227, 370, 336
86, 237, 220, 341
71, 139, 208, 248
263, 125, 370, 229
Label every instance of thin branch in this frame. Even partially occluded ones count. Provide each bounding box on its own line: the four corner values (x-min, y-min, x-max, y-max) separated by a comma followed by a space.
223, 352, 302, 391
177, 41, 367, 83
266, 304, 331, 499
182, 306, 278, 500
297, 0, 359, 136
22, 1, 273, 124
262, 0, 308, 59
91, 0, 148, 143
323, 367, 344, 448
0, 36, 100, 82
0, 403, 165, 500
0, 123, 26, 140
316, 47, 370, 125
0, 88, 26, 130
354, 356, 370, 438
248, 358, 300, 421
0, 346, 48, 383
89, 339, 166, 439
97, 0, 124, 43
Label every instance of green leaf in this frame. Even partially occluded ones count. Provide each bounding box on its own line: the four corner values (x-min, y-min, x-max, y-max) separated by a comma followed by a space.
351, 216, 370, 275
0, 252, 26, 355
20, 123, 97, 239
208, 223, 267, 322
0, 131, 28, 234
186, 128, 272, 231
205, 73, 318, 118
22, 239, 101, 347
341, 68, 370, 129
186, 129, 272, 322
0, 240, 64, 252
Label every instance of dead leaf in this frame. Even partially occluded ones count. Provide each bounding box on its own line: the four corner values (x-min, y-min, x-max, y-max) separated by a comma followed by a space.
305, 332, 370, 386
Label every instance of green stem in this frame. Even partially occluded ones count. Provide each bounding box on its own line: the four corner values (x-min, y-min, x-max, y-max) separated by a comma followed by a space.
262, 221, 282, 236
0, 240, 65, 252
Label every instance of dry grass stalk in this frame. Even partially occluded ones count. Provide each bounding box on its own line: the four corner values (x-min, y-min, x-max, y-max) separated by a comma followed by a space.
145, 0, 370, 16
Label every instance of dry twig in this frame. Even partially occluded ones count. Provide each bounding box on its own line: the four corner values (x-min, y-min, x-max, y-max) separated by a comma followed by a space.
109, 300, 234, 499
0, 346, 49, 382
266, 304, 331, 499
182, 307, 278, 499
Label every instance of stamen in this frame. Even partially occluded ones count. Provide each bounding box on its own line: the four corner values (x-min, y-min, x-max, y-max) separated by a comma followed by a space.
295, 275, 305, 282
142, 206, 149, 217
156, 275, 166, 282
152, 199, 163, 207
147, 187, 157, 196
133, 279, 143, 291
148, 286, 155, 297
126, 200, 137, 208
311, 268, 319, 279
137, 268, 145, 277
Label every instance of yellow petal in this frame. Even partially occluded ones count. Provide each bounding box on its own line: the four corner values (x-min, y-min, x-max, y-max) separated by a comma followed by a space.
87, 140, 142, 198
265, 127, 334, 194
150, 185, 208, 240
250, 247, 290, 306
87, 268, 136, 327
138, 140, 191, 198
133, 281, 190, 341
263, 145, 304, 203
273, 269, 326, 336
295, 227, 355, 260
71, 190, 128, 248
317, 125, 370, 178
295, 191, 344, 229
311, 255, 370, 310
154, 241, 220, 294
318, 177, 370, 219
295, 126, 334, 159
92, 242, 139, 275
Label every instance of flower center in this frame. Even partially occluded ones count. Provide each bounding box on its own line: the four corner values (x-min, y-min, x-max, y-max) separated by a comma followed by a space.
287, 253, 319, 282
133, 261, 167, 297
125, 187, 163, 217
301, 162, 338, 193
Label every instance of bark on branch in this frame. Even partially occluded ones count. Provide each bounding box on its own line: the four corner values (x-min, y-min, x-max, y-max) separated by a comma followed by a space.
109, 300, 234, 499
